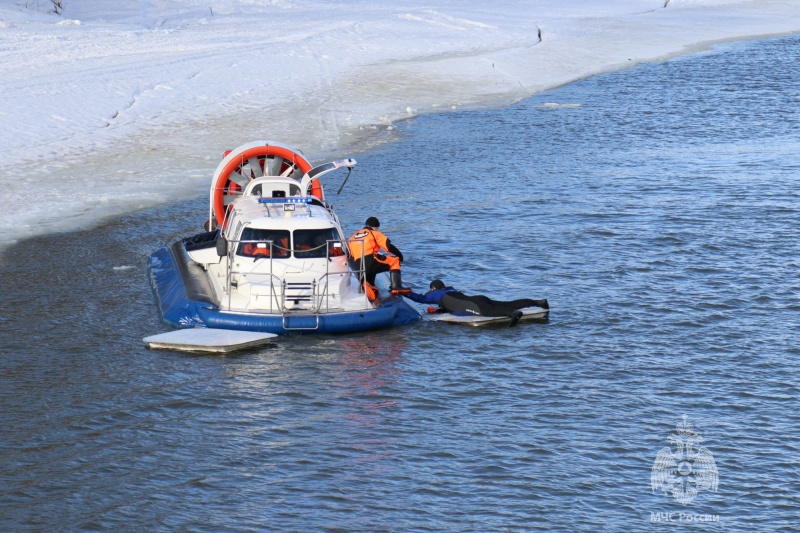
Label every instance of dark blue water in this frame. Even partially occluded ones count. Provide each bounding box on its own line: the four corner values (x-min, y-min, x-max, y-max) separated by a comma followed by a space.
2, 35, 799, 531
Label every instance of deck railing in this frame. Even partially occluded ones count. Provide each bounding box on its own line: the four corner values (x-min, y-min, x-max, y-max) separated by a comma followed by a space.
220, 238, 372, 313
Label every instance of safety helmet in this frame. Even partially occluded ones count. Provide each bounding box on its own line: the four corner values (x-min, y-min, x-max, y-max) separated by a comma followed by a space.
430, 279, 445, 290
365, 216, 380, 228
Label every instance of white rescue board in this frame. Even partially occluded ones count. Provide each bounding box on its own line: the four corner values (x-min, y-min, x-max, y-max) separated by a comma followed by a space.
427, 307, 548, 326
143, 329, 277, 353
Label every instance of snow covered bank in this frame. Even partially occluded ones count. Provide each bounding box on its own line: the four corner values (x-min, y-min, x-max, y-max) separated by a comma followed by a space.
0, 0, 799, 250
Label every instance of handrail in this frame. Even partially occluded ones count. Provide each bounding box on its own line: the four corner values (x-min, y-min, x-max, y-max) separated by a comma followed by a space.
281, 313, 320, 331
346, 233, 373, 308
221, 237, 370, 314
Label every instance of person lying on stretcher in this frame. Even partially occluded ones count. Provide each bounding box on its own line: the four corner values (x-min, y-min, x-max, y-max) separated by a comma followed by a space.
403, 279, 548, 327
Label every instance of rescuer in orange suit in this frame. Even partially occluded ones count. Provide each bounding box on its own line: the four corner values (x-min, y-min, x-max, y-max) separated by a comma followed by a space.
348, 216, 410, 294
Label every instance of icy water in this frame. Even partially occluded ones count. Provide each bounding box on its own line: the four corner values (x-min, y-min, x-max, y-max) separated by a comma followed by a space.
2, 35, 800, 531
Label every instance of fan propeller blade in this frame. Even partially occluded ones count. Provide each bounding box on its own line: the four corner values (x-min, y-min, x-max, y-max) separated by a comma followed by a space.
248, 157, 263, 178
268, 156, 284, 176
229, 171, 248, 187
280, 162, 296, 177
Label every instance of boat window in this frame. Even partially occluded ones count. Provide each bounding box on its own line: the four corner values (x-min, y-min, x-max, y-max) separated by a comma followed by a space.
236, 228, 291, 258
293, 228, 345, 258
248, 183, 301, 196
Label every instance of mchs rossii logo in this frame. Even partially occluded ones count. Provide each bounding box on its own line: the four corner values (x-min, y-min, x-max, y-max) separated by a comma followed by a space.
651, 415, 719, 506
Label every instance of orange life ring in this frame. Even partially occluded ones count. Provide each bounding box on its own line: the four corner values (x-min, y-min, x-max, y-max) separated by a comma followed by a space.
212, 144, 318, 226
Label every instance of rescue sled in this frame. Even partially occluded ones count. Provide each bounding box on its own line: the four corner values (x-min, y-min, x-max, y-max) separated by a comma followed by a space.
143, 329, 277, 353
148, 141, 420, 338
427, 307, 549, 327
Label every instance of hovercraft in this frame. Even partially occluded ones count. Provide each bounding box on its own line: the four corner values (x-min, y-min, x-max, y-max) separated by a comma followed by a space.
148, 141, 420, 337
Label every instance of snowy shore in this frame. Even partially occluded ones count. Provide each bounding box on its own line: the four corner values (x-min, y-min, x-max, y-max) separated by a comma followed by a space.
1, 0, 799, 249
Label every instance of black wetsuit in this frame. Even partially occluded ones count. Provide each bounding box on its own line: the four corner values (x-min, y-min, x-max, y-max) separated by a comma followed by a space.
441, 292, 539, 317
405, 286, 540, 317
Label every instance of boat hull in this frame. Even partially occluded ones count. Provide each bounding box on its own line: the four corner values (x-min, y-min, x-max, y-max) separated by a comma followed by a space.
149, 245, 419, 335
196, 305, 399, 335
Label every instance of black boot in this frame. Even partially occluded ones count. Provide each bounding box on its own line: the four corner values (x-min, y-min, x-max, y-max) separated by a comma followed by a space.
508, 311, 523, 327
534, 299, 549, 309
390, 270, 411, 294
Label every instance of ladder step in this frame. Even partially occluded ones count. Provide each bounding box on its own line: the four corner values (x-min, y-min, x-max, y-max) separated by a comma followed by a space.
282, 280, 317, 312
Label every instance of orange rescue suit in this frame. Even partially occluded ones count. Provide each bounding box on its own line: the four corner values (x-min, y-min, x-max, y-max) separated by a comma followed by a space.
348, 228, 401, 271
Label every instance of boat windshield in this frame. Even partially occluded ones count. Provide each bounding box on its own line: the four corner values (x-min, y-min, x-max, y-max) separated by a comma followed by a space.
293, 228, 345, 259
236, 228, 291, 258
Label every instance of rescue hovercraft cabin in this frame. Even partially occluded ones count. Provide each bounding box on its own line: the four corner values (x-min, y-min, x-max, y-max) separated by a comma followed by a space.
148, 141, 419, 336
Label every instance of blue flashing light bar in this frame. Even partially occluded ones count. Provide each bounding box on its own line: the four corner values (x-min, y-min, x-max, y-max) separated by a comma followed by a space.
258, 197, 311, 204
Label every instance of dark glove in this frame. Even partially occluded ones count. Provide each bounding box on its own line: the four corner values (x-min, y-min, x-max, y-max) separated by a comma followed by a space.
386, 239, 403, 261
